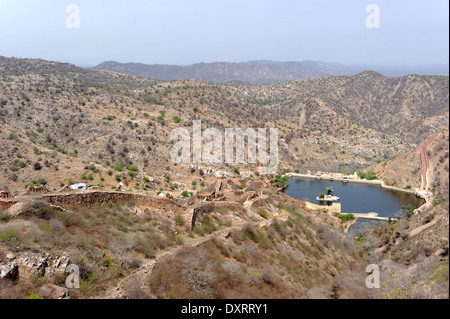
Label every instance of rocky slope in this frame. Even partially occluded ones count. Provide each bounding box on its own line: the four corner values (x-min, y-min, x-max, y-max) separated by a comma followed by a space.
1, 57, 448, 196
0, 178, 367, 299
354, 130, 449, 299
0, 56, 448, 299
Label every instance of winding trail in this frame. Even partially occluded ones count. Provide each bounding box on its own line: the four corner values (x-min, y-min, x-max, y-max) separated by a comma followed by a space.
417, 131, 444, 191
409, 216, 442, 238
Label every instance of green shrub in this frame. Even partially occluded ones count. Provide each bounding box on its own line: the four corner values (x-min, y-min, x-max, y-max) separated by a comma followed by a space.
88, 272, 100, 284
32, 178, 47, 186
103, 258, 112, 267
0, 229, 19, 247
272, 175, 289, 188
0, 210, 10, 222
433, 197, 443, 206
402, 205, 415, 216
354, 235, 365, 243
333, 213, 355, 221
358, 171, 378, 180
175, 214, 185, 226
156, 116, 165, 124
259, 210, 268, 219
173, 116, 181, 123
193, 215, 216, 236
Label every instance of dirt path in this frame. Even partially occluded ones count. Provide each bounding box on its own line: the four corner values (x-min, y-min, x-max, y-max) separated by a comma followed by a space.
417, 131, 443, 190
418, 136, 431, 190
409, 216, 441, 238
299, 105, 307, 128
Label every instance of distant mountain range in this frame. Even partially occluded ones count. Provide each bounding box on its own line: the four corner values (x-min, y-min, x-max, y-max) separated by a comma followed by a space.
92, 60, 449, 85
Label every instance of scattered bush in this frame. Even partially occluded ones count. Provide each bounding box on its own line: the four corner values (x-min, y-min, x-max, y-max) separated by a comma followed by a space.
333, 213, 355, 221
0, 210, 10, 222
173, 116, 181, 123
358, 171, 378, 180
0, 229, 19, 248
181, 191, 189, 197
259, 210, 268, 219
114, 163, 123, 171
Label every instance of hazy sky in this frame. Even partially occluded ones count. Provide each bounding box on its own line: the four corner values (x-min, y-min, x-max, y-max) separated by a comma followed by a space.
0, 0, 448, 67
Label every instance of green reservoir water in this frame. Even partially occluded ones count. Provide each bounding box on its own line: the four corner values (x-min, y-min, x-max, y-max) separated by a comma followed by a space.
284, 177, 425, 217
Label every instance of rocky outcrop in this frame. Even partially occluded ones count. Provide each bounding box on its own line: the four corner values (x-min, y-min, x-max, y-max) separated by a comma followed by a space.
0, 263, 19, 281
38, 284, 69, 299
0, 262, 19, 282
2, 252, 70, 278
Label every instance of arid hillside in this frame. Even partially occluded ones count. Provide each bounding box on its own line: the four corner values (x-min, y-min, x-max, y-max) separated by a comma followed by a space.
371, 129, 449, 198
0, 176, 369, 299
353, 129, 449, 299
1, 57, 448, 196
0, 56, 448, 299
